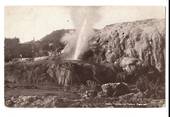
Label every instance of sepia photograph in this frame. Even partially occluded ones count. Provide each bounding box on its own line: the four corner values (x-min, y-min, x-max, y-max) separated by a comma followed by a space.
4, 6, 166, 108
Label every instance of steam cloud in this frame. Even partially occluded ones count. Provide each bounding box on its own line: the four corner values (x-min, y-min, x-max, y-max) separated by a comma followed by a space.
61, 7, 100, 60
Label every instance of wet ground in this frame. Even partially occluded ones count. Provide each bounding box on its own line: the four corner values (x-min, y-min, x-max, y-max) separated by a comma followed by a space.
5, 87, 165, 108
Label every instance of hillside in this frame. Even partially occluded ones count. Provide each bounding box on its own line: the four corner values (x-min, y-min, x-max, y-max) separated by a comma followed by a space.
83, 18, 165, 73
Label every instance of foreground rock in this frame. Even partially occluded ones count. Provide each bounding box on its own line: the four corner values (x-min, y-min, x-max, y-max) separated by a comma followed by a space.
101, 82, 130, 97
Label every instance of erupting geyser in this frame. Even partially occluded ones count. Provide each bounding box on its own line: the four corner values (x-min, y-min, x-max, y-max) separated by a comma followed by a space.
73, 18, 87, 60
61, 7, 100, 60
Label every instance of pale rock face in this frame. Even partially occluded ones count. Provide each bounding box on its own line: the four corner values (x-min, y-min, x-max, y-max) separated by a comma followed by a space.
82, 19, 165, 73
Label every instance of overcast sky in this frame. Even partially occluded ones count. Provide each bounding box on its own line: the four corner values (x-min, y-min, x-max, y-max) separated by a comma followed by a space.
5, 6, 165, 43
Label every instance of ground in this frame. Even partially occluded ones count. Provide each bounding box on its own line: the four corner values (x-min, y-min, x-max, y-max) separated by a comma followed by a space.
5, 86, 165, 108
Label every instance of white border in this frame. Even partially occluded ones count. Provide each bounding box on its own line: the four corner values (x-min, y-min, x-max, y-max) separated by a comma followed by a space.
0, 0, 169, 117
0, 0, 167, 6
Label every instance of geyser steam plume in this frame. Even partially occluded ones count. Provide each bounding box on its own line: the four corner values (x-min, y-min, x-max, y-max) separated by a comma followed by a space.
61, 7, 100, 60
73, 18, 87, 59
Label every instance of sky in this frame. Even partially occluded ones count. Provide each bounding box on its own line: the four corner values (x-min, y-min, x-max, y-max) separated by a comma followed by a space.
5, 6, 165, 43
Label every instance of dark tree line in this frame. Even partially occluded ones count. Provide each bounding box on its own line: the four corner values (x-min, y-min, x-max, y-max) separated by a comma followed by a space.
5, 29, 71, 62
